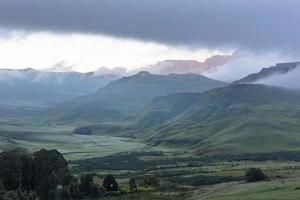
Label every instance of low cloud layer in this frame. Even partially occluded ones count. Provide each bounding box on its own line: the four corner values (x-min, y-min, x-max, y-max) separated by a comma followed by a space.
257, 65, 300, 89
203, 52, 295, 82
0, 0, 299, 54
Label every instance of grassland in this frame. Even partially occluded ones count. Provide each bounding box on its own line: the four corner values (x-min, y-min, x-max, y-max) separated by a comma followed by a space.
0, 121, 145, 160
71, 150, 300, 200
191, 178, 300, 200
2, 117, 300, 199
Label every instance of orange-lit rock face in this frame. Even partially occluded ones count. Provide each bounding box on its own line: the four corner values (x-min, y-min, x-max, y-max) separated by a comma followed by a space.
149, 52, 239, 75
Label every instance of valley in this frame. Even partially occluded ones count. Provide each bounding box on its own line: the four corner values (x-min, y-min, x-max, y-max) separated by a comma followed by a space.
1, 62, 300, 199
0, 123, 146, 161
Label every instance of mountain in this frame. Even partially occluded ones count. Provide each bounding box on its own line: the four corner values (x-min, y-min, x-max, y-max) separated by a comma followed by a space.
45, 71, 226, 124
235, 62, 300, 83
147, 51, 239, 74
127, 84, 300, 153
0, 68, 118, 108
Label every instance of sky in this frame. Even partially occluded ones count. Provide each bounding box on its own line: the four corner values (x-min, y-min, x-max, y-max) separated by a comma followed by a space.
0, 0, 299, 78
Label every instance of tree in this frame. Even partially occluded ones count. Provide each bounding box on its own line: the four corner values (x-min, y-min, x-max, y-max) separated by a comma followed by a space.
143, 175, 159, 187
129, 178, 137, 193
79, 173, 94, 195
102, 174, 119, 192
90, 183, 103, 198
245, 168, 266, 182
33, 149, 71, 200
2, 189, 34, 200
0, 180, 5, 199
33, 149, 71, 185
37, 173, 59, 200
0, 150, 35, 191
73, 127, 92, 135
63, 178, 81, 199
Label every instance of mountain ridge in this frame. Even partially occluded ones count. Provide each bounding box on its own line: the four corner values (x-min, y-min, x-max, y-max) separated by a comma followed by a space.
235, 62, 300, 84
45, 71, 226, 124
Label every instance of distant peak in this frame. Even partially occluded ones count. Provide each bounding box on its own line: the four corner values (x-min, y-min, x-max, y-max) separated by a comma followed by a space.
21, 68, 36, 72
136, 71, 151, 76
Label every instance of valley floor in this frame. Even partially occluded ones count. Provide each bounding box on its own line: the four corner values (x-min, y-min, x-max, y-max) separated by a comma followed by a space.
0, 122, 146, 160
2, 122, 300, 199
191, 178, 300, 200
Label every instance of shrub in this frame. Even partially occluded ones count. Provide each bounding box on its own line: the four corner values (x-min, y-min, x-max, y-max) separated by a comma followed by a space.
245, 168, 266, 182
143, 175, 159, 187
91, 183, 103, 198
129, 178, 137, 193
102, 174, 119, 192
79, 173, 94, 195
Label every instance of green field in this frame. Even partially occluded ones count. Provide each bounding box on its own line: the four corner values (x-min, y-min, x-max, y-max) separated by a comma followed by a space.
191, 178, 300, 200
0, 122, 145, 160
3, 122, 300, 199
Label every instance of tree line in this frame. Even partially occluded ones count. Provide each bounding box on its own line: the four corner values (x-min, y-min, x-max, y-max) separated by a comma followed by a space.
0, 149, 154, 200
0, 149, 266, 200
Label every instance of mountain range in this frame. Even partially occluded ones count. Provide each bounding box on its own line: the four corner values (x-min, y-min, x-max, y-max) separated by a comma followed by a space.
45, 71, 225, 124
0, 68, 118, 108
1, 61, 300, 153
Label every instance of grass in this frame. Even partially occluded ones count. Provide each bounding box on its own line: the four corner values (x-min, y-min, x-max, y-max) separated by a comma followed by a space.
94, 191, 189, 200
190, 178, 300, 200
0, 123, 145, 161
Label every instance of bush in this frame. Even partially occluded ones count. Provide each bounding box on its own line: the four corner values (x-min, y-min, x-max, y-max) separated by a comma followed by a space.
129, 178, 137, 193
79, 173, 94, 195
73, 127, 92, 135
91, 183, 103, 198
245, 168, 266, 182
143, 175, 159, 187
2, 190, 35, 200
63, 179, 81, 200
102, 174, 119, 192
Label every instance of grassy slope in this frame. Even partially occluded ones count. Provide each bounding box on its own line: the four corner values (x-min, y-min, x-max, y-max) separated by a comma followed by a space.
45, 72, 225, 125
129, 84, 300, 153
191, 178, 300, 200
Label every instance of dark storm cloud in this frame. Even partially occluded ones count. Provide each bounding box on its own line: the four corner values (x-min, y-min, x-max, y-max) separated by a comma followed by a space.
0, 0, 299, 53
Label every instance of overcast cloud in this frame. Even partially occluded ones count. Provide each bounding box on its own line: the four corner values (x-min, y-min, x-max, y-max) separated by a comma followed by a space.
0, 0, 299, 54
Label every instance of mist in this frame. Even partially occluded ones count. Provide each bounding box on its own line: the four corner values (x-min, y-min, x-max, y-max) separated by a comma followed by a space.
203, 52, 294, 82
256, 65, 300, 89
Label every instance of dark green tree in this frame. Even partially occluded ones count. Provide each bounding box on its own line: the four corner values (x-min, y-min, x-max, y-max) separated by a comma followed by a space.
102, 174, 119, 192
143, 175, 159, 187
79, 173, 94, 195
2, 189, 34, 200
0, 150, 35, 191
37, 173, 58, 200
245, 168, 266, 182
64, 178, 81, 199
129, 178, 137, 193
90, 183, 103, 198
0, 180, 5, 199
33, 149, 71, 200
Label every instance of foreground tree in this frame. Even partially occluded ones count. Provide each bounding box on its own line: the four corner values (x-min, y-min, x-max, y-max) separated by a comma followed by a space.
33, 149, 72, 200
0, 150, 35, 191
79, 173, 94, 195
129, 178, 137, 193
102, 174, 119, 192
0, 180, 5, 199
90, 183, 103, 198
245, 168, 266, 182
63, 178, 81, 199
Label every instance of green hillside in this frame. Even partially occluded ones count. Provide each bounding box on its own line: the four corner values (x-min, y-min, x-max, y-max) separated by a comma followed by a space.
45, 71, 225, 124
123, 84, 300, 153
